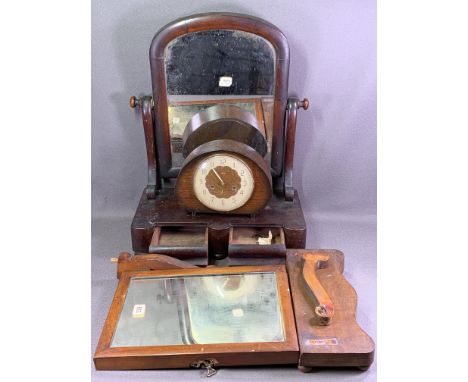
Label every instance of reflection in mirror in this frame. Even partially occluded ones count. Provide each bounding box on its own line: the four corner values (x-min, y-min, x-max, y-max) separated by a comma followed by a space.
110, 272, 284, 347
164, 30, 276, 168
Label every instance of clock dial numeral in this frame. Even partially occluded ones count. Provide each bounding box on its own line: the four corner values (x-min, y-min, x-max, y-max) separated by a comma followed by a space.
193, 154, 254, 212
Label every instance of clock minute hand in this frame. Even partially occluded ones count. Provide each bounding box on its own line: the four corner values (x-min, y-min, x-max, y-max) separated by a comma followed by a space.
212, 169, 225, 185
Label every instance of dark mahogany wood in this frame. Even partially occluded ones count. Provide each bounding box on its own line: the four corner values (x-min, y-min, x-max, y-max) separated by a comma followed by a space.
286, 249, 374, 370
131, 189, 306, 256
182, 104, 267, 158
149, 13, 290, 178
130, 95, 161, 198
148, 226, 209, 265
284, 98, 308, 201
175, 139, 272, 214
228, 227, 286, 258
132, 189, 306, 259
94, 265, 299, 370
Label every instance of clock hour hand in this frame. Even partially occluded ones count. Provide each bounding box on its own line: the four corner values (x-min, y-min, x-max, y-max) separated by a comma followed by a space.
212, 169, 224, 185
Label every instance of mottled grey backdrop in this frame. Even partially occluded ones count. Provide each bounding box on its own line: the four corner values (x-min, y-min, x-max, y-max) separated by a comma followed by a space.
92, 0, 376, 381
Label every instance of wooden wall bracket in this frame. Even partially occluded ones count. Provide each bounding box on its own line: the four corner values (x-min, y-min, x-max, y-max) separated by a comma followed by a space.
283, 98, 309, 201
286, 250, 374, 371
130, 95, 161, 199
302, 253, 334, 325
111, 251, 197, 279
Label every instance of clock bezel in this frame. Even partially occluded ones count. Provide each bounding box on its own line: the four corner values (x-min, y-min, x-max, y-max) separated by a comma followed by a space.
192, 153, 255, 212
175, 139, 272, 215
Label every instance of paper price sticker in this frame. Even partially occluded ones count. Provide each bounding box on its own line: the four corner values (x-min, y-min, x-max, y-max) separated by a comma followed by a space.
306, 338, 338, 346
219, 76, 233, 87
132, 304, 146, 318
232, 308, 244, 317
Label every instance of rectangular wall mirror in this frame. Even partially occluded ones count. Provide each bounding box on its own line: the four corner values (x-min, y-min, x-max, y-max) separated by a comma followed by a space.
94, 265, 298, 370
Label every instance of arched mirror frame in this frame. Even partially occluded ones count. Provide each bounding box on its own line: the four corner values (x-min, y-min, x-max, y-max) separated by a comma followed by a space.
149, 13, 289, 179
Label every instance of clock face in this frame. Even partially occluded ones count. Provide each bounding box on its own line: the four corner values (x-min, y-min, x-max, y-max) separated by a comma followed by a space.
193, 154, 255, 212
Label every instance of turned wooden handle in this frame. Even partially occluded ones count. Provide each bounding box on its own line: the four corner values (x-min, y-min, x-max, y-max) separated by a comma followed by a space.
298, 98, 309, 110
129, 96, 139, 108
302, 253, 334, 325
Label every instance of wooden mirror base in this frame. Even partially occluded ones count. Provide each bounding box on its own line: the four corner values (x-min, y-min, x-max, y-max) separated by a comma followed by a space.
131, 188, 307, 257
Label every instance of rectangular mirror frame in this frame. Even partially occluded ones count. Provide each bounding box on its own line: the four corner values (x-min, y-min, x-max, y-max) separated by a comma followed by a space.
94, 265, 299, 370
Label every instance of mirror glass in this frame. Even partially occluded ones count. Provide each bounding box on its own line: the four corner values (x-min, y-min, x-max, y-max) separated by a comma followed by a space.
164, 30, 276, 167
110, 272, 284, 347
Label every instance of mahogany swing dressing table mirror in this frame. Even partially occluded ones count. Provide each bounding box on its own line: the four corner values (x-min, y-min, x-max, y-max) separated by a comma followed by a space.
94, 13, 374, 375
129, 12, 307, 261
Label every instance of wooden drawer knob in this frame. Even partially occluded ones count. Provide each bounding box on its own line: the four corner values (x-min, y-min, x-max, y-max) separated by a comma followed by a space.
298, 98, 309, 110
129, 96, 140, 108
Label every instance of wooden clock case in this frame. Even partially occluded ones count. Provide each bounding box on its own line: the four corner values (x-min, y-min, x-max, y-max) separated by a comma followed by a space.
94, 12, 374, 375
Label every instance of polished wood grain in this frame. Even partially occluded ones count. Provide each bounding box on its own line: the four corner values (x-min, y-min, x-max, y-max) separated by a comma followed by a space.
302, 253, 334, 325
131, 189, 306, 254
286, 249, 374, 370
175, 139, 272, 214
94, 265, 299, 370
284, 98, 308, 201
228, 226, 286, 259
129, 95, 160, 198
148, 226, 209, 265
182, 104, 268, 158
115, 252, 197, 279
149, 13, 289, 178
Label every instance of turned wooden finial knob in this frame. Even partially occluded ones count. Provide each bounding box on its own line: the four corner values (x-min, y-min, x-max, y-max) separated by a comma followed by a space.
299, 98, 309, 110
129, 96, 140, 108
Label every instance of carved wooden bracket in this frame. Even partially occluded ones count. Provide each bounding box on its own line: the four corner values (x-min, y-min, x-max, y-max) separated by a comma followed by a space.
112, 252, 197, 279
284, 98, 309, 201
302, 252, 334, 325
130, 95, 160, 198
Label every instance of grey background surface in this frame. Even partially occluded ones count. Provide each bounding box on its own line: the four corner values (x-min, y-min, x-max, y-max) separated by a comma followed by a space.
92, 0, 376, 381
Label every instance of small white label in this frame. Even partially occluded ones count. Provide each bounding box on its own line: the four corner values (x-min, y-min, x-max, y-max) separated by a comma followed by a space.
172, 117, 180, 124
132, 304, 146, 318
232, 308, 244, 317
219, 76, 233, 87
